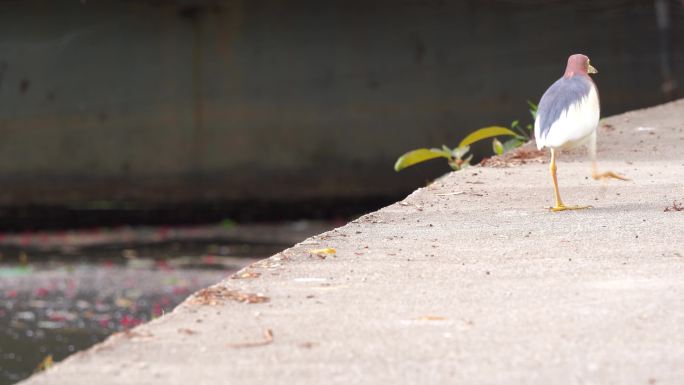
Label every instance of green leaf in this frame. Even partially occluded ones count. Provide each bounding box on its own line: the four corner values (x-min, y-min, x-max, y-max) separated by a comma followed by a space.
458, 126, 519, 148
221, 218, 237, 229
510, 120, 529, 138
394, 148, 451, 171
492, 138, 504, 155
527, 100, 538, 119
503, 138, 524, 153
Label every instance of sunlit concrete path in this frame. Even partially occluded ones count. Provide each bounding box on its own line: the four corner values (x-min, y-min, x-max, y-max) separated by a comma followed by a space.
22, 99, 684, 385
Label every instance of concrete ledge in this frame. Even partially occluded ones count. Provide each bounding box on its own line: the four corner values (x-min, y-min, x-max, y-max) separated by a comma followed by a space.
22, 99, 684, 384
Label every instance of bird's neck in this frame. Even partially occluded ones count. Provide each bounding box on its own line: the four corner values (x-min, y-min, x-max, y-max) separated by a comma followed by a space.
564, 71, 589, 79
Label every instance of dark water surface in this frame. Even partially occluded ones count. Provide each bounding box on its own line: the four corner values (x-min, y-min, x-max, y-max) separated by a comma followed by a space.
0, 222, 333, 385
0, 260, 239, 384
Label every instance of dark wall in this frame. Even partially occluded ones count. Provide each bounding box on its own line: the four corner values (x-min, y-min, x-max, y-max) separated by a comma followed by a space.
0, 0, 681, 209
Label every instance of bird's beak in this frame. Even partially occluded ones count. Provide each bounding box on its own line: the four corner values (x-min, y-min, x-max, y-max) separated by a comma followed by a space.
588, 64, 598, 74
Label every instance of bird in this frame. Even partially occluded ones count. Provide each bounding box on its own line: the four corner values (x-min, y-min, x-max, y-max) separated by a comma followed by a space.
534, 53, 627, 212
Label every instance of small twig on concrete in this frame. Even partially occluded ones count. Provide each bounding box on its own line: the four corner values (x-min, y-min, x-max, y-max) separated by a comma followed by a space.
226, 328, 274, 348
664, 200, 683, 212
436, 191, 465, 196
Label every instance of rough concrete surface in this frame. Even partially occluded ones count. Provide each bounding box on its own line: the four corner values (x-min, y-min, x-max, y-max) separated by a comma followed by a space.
21, 99, 684, 384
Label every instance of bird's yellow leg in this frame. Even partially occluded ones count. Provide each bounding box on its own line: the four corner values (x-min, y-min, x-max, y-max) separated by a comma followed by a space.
591, 162, 629, 181
588, 130, 629, 181
549, 149, 591, 212
550, 149, 565, 209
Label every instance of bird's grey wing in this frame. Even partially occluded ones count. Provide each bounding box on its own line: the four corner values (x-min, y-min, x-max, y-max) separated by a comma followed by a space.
535, 76, 593, 142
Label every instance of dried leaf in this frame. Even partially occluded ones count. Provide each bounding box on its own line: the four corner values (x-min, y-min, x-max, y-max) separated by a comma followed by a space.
231, 271, 261, 279
34, 355, 53, 373
480, 144, 546, 168
121, 329, 154, 339
309, 248, 336, 258
190, 287, 269, 306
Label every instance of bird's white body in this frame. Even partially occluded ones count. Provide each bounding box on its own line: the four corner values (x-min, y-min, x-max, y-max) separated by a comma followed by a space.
534, 84, 600, 150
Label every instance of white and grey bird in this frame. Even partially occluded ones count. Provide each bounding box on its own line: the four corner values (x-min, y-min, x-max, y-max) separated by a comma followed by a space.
534, 54, 626, 212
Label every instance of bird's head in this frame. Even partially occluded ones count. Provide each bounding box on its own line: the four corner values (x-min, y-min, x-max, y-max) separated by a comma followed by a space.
564, 54, 598, 77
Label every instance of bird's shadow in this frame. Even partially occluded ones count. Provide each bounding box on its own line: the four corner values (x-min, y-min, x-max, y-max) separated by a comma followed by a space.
585, 201, 665, 214
536, 201, 661, 214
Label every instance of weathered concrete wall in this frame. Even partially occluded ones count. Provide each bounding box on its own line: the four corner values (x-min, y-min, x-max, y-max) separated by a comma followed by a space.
0, 0, 682, 205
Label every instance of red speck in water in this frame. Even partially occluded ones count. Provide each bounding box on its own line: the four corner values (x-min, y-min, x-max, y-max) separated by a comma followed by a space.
152, 303, 163, 317
158, 226, 171, 240
49, 313, 66, 322
156, 260, 172, 271
172, 287, 188, 295
20, 232, 33, 246
120, 315, 142, 329
35, 288, 49, 297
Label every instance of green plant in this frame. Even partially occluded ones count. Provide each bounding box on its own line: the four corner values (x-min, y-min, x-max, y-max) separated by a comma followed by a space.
394, 126, 519, 171
394, 101, 538, 171
493, 101, 538, 156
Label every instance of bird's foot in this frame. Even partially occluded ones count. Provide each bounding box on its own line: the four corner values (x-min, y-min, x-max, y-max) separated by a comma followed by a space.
592, 170, 629, 181
550, 204, 592, 212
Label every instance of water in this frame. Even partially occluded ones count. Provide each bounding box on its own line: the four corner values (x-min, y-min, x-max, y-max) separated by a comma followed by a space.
0, 261, 235, 384
0, 221, 333, 385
